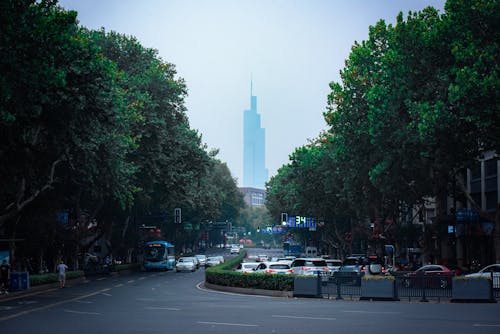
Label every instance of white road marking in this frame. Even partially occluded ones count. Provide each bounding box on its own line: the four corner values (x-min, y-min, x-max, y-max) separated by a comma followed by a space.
343, 310, 400, 315
473, 324, 500, 327
114, 284, 124, 288
0, 306, 16, 311
75, 300, 93, 304
127, 280, 135, 283
138, 277, 146, 280
101, 293, 112, 297
197, 321, 258, 327
64, 309, 100, 315
16, 301, 38, 305
96, 277, 107, 281
0, 288, 111, 322
145, 307, 180, 311
272, 315, 336, 321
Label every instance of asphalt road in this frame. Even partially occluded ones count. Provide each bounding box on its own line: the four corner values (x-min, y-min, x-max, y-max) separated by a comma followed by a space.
0, 251, 499, 334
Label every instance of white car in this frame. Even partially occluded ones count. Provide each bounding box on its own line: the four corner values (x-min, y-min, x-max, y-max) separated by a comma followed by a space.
325, 259, 343, 274
290, 258, 331, 276
206, 256, 222, 267
235, 262, 259, 273
465, 264, 500, 288
175, 257, 197, 272
230, 246, 240, 254
195, 254, 207, 266
254, 261, 293, 275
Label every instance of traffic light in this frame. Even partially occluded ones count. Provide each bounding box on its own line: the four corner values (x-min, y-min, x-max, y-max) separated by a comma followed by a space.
174, 208, 181, 224
281, 213, 288, 226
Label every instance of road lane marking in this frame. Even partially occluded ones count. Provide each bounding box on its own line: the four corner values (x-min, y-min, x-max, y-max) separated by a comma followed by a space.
101, 293, 112, 297
138, 277, 146, 280
127, 280, 135, 283
114, 284, 124, 288
64, 309, 100, 315
0, 288, 111, 322
272, 315, 336, 321
145, 307, 180, 311
96, 278, 107, 281
197, 321, 258, 327
76, 301, 93, 304
473, 324, 500, 327
343, 310, 400, 315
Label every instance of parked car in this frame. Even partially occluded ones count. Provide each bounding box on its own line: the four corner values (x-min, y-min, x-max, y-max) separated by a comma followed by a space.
195, 254, 207, 267
175, 257, 197, 272
465, 263, 500, 288
230, 246, 240, 255
217, 255, 225, 263
235, 262, 259, 273
403, 264, 454, 289
254, 261, 293, 274
290, 258, 330, 276
206, 256, 222, 267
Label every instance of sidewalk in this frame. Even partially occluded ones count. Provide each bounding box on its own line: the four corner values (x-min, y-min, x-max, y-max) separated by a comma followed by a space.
0, 276, 89, 302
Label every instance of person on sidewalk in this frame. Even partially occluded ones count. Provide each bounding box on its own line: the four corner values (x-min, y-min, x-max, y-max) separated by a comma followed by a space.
0, 260, 10, 294
56, 260, 68, 288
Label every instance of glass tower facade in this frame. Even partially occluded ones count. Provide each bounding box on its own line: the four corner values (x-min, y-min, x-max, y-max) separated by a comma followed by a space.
243, 88, 268, 189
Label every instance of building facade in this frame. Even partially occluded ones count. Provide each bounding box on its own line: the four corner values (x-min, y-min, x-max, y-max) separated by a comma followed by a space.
239, 187, 266, 207
243, 85, 268, 189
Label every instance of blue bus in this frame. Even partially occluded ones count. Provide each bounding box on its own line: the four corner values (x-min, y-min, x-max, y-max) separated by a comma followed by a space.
144, 241, 175, 270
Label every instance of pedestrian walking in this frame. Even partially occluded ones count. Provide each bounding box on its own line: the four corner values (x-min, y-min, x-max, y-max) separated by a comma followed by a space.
56, 260, 68, 288
0, 260, 10, 294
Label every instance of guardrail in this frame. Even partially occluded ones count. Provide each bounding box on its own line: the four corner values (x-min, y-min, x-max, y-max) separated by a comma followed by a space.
316, 271, 500, 302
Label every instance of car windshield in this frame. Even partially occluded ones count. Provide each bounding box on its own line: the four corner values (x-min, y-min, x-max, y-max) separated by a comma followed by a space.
144, 246, 165, 260
269, 264, 290, 270
327, 260, 342, 266
305, 260, 327, 267
343, 258, 360, 266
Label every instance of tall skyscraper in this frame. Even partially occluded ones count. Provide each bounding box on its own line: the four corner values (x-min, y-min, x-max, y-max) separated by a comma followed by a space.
243, 83, 268, 189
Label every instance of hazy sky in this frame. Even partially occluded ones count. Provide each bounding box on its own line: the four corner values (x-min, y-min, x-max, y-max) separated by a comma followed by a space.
58, 0, 446, 186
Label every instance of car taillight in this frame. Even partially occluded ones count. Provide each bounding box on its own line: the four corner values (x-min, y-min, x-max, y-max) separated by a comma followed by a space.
361, 266, 366, 272
324, 267, 330, 271
287, 269, 293, 273
382, 266, 386, 273
266, 269, 275, 273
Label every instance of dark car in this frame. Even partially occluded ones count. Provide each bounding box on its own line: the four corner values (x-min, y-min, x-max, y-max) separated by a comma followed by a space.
403, 264, 454, 289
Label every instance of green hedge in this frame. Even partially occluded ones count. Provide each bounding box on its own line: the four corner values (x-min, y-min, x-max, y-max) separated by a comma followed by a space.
29, 270, 85, 286
28, 263, 140, 286
205, 251, 293, 291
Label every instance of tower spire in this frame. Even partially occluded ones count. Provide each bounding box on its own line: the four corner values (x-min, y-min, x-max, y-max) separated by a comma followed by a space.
250, 73, 253, 97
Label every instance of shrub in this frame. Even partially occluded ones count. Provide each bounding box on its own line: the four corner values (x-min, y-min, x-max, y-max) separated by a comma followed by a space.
29, 270, 85, 286
205, 251, 293, 291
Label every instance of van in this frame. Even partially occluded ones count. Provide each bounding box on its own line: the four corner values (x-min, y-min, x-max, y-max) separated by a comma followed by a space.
304, 246, 318, 258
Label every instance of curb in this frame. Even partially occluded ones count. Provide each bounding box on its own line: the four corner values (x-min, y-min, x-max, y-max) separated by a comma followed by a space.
203, 281, 293, 298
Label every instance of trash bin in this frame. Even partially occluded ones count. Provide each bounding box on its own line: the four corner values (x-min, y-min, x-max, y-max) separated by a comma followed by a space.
10, 272, 30, 290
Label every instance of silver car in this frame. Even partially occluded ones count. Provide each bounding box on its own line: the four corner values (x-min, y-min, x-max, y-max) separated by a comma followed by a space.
235, 262, 259, 273
465, 263, 500, 288
195, 254, 207, 266
290, 258, 330, 276
254, 261, 293, 274
175, 257, 197, 272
